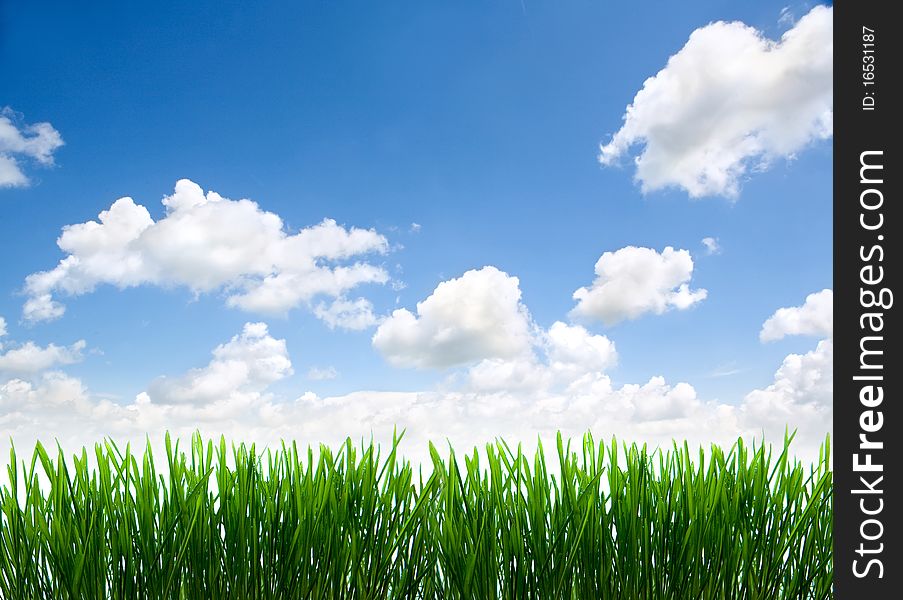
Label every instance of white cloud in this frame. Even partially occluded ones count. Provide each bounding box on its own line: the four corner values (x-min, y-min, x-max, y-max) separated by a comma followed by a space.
701, 237, 720, 255
1, 373, 91, 430
466, 321, 617, 393
0, 326, 95, 444
0, 108, 64, 188
570, 246, 707, 325
0, 323, 292, 449
307, 366, 338, 381
314, 297, 380, 330
598, 5, 832, 198
373, 266, 534, 368
0, 339, 85, 376
277, 363, 750, 466
0, 156, 28, 188
740, 338, 832, 452
760, 289, 832, 342
22, 179, 390, 324
145, 322, 291, 407
745, 339, 832, 413
544, 321, 618, 378
0, 316, 6, 338
0, 324, 831, 467
0, 284, 832, 467
739, 290, 833, 450
457, 321, 702, 431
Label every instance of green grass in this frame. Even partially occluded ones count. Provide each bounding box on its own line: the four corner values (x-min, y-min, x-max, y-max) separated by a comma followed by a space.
0, 431, 832, 599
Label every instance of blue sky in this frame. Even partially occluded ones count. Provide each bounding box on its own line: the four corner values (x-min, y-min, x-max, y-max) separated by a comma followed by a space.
1, 1, 832, 456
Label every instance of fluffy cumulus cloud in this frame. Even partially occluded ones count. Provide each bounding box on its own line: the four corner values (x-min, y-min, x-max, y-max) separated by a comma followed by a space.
145, 322, 291, 407
545, 321, 618, 377
570, 246, 706, 325
760, 289, 833, 342
741, 339, 832, 452
22, 179, 390, 326
445, 320, 728, 448
466, 321, 617, 393
314, 297, 380, 330
0, 339, 85, 376
599, 5, 832, 198
1, 372, 92, 436
0, 108, 64, 188
0, 327, 93, 442
740, 290, 833, 451
373, 266, 534, 368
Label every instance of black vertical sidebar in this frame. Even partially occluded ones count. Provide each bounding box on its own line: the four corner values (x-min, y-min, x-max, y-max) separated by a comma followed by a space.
834, 0, 900, 596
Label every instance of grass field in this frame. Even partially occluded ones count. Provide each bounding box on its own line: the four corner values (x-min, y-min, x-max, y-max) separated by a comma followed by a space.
0, 431, 832, 599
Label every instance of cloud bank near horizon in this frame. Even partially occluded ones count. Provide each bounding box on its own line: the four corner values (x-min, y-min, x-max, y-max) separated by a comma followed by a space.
0, 273, 833, 462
